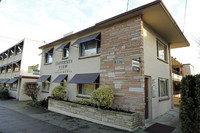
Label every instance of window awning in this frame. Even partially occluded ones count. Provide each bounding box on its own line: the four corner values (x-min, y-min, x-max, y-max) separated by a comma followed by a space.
37, 75, 51, 82
55, 42, 70, 51
12, 60, 21, 64
0, 79, 10, 83
7, 78, 19, 84
40, 48, 53, 55
69, 73, 99, 84
71, 32, 100, 46
52, 74, 68, 83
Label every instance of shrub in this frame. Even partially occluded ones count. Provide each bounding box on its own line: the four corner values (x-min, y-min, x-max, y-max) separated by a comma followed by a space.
72, 99, 91, 105
0, 86, 4, 91
90, 86, 114, 109
24, 82, 39, 100
51, 86, 66, 100
0, 89, 9, 99
180, 75, 200, 133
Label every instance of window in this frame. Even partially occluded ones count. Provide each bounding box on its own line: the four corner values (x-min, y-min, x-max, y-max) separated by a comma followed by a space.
13, 61, 21, 72
158, 78, 168, 97
63, 45, 69, 58
45, 49, 53, 64
16, 44, 23, 55
6, 65, 12, 73
0, 54, 2, 61
9, 48, 15, 58
3, 51, 8, 59
157, 40, 167, 61
42, 80, 50, 91
78, 84, 96, 96
80, 40, 101, 57
60, 79, 67, 87
4, 84, 9, 89
1, 67, 6, 73
11, 82, 17, 91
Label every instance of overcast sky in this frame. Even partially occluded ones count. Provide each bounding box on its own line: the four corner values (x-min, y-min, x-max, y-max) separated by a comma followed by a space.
0, 0, 199, 73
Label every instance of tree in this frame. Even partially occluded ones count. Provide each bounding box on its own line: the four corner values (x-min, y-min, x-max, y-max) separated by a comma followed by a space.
24, 82, 39, 100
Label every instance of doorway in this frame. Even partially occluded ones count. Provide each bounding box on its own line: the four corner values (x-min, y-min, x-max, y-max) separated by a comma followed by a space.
145, 76, 151, 119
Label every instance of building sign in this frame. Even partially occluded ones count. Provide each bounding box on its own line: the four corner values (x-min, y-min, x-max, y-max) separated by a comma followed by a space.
55, 60, 73, 73
132, 59, 140, 72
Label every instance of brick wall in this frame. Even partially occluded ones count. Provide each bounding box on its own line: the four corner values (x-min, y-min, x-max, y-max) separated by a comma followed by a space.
100, 16, 145, 122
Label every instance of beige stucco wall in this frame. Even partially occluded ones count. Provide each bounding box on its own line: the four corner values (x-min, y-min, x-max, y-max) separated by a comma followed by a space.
38, 32, 100, 101
0, 39, 44, 101
18, 77, 39, 101
143, 24, 172, 119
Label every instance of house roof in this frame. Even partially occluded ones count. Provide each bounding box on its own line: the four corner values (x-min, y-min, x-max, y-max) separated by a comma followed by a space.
39, 0, 190, 49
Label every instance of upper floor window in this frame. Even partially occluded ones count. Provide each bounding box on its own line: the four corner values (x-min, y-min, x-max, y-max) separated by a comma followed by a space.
63, 45, 69, 58
157, 40, 167, 61
16, 44, 23, 55
13, 61, 21, 72
3, 51, 8, 59
45, 48, 53, 64
1, 67, 6, 73
80, 40, 100, 57
9, 47, 15, 58
0, 54, 2, 61
6, 65, 12, 73
158, 78, 168, 97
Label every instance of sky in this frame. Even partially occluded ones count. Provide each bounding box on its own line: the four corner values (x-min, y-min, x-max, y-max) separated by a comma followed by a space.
0, 0, 199, 73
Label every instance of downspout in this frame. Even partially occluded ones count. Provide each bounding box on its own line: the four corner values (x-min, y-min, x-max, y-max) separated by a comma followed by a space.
168, 44, 174, 109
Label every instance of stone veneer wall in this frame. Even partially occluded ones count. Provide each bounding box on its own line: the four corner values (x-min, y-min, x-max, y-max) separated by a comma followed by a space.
100, 16, 145, 122
48, 98, 140, 131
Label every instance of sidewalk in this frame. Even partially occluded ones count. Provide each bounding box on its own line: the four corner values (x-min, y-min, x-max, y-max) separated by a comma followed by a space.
144, 107, 180, 133
0, 99, 180, 133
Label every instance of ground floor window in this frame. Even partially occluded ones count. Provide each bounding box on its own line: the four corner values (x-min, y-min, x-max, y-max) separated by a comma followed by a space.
78, 84, 97, 97
158, 78, 168, 97
10, 82, 17, 91
42, 80, 50, 91
60, 79, 67, 87
4, 84, 9, 89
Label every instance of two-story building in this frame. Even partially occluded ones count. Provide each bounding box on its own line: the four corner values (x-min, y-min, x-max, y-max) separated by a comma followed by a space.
37, 0, 189, 124
171, 57, 195, 105
0, 38, 44, 101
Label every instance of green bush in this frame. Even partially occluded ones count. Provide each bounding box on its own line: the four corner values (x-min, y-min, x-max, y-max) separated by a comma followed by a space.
0, 87, 4, 91
72, 99, 91, 105
0, 89, 9, 99
51, 86, 66, 100
90, 86, 114, 109
180, 75, 200, 133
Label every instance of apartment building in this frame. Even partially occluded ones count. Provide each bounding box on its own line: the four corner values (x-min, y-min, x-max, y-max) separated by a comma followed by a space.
37, 0, 189, 123
171, 57, 195, 105
0, 38, 45, 101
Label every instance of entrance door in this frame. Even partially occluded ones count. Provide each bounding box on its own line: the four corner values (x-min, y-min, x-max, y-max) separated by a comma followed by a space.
145, 77, 149, 119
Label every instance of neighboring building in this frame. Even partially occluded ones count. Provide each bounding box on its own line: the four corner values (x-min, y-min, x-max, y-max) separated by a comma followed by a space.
171, 57, 195, 105
182, 64, 195, 76
0, 38, 45, 101
37, 0, 189, 125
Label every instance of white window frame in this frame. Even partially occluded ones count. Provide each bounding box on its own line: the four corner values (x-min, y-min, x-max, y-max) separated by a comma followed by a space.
157, 40, 167, 62
158, 78, 168, 97
78, 84, 98, 98
80, 39, 101, 57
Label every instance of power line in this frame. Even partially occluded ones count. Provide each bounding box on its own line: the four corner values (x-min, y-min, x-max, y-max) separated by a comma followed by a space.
183, 0, 187, 33
0, 36, 20, 40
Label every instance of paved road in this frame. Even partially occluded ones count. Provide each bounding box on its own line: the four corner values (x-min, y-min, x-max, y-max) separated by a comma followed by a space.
0, 106, 71, 133
0, 100, 130, 133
